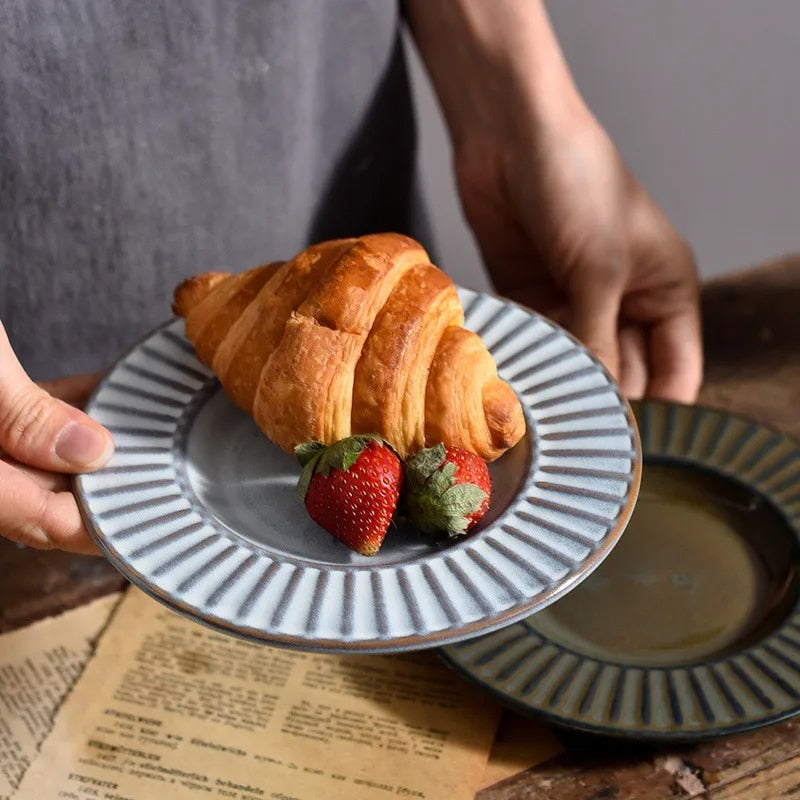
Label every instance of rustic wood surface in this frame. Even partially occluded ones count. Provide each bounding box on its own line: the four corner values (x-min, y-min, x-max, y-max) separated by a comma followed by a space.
1, 254, 799, 798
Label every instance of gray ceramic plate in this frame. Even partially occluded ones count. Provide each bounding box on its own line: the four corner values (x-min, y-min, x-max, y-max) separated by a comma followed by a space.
75, 288, 640, 653
441, 400, 800, 740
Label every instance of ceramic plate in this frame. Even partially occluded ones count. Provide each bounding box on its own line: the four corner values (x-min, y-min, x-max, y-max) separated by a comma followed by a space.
75, 288, 640, 653
441, 400, 800, 740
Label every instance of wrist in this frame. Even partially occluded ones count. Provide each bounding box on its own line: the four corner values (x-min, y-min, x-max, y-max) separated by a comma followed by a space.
405, 0, 585, 146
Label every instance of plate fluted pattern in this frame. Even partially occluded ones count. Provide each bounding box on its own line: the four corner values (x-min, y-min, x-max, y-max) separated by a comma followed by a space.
441, 401, 800, 738
76, 288, 640, 653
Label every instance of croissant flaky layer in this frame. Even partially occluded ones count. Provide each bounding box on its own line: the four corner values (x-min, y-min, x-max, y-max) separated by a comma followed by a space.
172, 233, 526, 461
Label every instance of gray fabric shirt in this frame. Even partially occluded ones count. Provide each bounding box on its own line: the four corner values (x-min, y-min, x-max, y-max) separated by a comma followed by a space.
0, 1, 428, 379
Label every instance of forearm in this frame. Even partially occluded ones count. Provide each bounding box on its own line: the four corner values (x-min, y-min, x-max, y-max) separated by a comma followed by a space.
404, 0, 583, 146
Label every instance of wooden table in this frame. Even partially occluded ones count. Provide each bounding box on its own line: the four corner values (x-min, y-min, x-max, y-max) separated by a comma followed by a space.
2, 255, 799, 799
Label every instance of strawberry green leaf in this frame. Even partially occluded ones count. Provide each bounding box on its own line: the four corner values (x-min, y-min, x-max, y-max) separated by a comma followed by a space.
438, 513, 471, 535
404, 443, 447, 491
440, 484, 488, 515
426, 461, 457, 497
412, 443, 447, 476
298, 435, 387, 498
295, 441, 326, 467
323, 434, 383, 472
404, 472, 488, 536
324, 438, 362, 471
297, 449, 325, 500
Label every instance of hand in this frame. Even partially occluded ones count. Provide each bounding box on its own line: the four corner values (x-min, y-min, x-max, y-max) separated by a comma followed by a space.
0, 322, 114, 554
456, 101, 703, 402
406, 0, 703, 402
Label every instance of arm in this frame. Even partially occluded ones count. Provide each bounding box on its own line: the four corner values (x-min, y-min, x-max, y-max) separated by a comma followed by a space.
405, 0, 702, 402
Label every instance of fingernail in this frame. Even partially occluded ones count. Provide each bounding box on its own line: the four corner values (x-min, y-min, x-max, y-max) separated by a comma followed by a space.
55, 422, 114, 468
21, 527, 54, 550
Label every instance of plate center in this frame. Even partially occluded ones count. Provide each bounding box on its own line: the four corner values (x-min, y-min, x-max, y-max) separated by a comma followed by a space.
181, 387, 437, 564
528, 462, 800, 666
181, 386, 530, 566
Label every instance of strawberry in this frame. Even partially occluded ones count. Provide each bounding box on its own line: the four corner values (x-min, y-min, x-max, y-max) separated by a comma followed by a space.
295, 435, 403, 556
403, 444, 491, 537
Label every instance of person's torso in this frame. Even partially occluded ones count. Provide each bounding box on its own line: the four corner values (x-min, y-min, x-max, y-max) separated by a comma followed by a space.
0, 0, 424, 378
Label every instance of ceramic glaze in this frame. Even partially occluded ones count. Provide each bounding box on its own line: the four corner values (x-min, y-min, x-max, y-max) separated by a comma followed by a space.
442, 401, 800, 740
75, 288, 641, 653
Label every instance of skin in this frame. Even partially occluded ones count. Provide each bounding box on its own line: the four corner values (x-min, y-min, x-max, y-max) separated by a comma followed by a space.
2, 0, 702, 553
0, 322, 111, 555
406, 0, 703, 402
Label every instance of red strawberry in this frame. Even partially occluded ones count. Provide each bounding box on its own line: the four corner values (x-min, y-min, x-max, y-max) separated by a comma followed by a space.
295, 435, 403, 556
403, 444, 491, 536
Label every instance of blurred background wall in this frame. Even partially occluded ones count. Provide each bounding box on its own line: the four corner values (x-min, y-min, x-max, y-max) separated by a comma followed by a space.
406, 0, 800, 291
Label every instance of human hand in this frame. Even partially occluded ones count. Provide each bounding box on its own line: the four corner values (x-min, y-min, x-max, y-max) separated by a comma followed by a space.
0, 322, 113, 554
456, 100, 703, 402
406, 0, 702, 402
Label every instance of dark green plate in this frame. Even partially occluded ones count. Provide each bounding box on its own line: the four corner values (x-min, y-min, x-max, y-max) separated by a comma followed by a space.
441, 400, 800, 740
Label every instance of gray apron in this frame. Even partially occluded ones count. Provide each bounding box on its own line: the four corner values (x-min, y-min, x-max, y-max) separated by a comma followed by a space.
0, 1, 429, 378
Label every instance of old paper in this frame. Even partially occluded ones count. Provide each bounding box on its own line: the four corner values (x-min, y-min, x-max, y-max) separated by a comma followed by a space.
479, 710, 564, 789
0, 594, 121, 799
16, 588, 502, 800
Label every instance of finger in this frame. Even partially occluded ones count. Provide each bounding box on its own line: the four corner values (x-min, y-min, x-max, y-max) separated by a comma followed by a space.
646, 309, 704, 403
567, 278, 624, 383
618, 325, 648, 400
1, 453, 71, 492
39, 372, 104, 410
0, 323, 114, 473
0, 459, 102, 555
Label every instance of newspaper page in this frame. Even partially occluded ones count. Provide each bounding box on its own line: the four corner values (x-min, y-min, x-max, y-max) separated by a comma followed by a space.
479, 710, 563, 790
16, 588, 504, 800
0, 594, 122, 799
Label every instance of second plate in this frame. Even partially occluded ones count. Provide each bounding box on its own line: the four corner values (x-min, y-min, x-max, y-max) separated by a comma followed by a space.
441, 401, 800, 739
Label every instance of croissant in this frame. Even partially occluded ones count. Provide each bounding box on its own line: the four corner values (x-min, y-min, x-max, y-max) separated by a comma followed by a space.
172, 233, 525, 461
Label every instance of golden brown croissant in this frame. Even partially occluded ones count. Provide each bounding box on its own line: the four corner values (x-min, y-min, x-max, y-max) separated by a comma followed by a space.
173, 233, 525, 461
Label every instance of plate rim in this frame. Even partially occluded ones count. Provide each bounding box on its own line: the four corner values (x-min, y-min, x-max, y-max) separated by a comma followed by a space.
437, 656, 800, 743
75, 288, 642, 654
440, 399, 800, 740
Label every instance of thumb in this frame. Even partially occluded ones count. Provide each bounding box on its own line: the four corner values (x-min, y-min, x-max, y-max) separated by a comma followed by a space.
566, 280, 623, 384
0, 323, 114, 472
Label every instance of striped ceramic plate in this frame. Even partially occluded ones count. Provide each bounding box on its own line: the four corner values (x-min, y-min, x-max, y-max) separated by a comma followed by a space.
441, 401, 800, 739
75, 288, 640, 653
